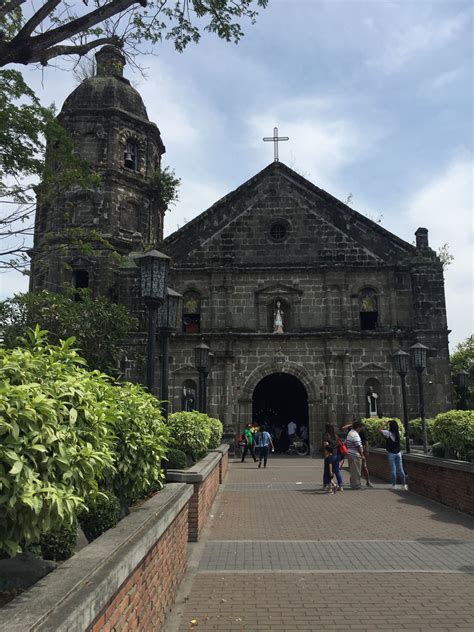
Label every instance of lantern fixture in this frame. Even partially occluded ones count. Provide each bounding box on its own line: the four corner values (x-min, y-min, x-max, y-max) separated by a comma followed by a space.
457, 369, 469, 390
392, 349, 410, 376
137, 249, 170, 305
194, 341, 210, 372
157, 287, 182, 331
409, 342, 429, 371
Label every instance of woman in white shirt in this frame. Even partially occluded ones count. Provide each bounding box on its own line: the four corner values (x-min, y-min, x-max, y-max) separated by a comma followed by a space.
379, 419, 408, 490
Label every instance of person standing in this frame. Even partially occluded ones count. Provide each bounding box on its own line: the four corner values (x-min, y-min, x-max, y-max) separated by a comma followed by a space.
322, 424, 343, 492
287, 420, 297, 446
342, 421, 374, 488
346, 421, 365, 489
255, 424, 275, 469
241, 423, 257, 463
379, 419, 408, 490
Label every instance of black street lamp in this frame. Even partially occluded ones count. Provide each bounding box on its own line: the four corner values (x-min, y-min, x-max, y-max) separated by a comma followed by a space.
457, 369, 470, 410
157, 287, 182, 421
410, 342, 429, 454
137, 249, 170, 394
392, 349, 411, 453
194, 341, 210, 413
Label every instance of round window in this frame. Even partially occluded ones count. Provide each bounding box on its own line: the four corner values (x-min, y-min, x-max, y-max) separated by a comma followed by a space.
270, 222, 288, 242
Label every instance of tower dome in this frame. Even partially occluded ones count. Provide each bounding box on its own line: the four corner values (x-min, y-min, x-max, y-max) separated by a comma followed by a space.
61, 46, 148, 120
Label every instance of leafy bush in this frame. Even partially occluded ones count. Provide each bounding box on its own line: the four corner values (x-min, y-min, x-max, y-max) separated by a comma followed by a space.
409, 418, 435, 445
431, 409, 474, 460
466, 450, 474, 463
78, 492, 121, 542
360, 417, 404, 448
207, 417, 223, 449
0, 328, 114, 557
431, 443, 446, 458
167, 411, 211, 461
39, 523, 78, 561
104, 381, 169, 506
166, 448, 187, 470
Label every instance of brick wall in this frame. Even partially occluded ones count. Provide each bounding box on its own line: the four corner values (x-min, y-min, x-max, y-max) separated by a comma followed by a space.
369, 449, 474, 515
188, 464, 220, 542
220, 450, 229, 483
89, 506, 188, 632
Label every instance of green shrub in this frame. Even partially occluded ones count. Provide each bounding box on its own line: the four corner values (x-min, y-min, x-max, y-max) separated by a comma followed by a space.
207, 417, 223, 449
360, 417, 404, 448
409, 418, 435, 444
0, 328, 114, 557
78, 492, 121, 543
104, 381, 169, 506
167, 411, 211, 461
39, 523, 78, 561
431, 443, 446, 458
431, 409, 474, 460
166, 448, 187, 470
466, 450, 474, 463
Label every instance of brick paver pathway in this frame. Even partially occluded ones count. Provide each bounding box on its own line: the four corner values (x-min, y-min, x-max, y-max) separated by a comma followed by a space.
164, 457, 474, 632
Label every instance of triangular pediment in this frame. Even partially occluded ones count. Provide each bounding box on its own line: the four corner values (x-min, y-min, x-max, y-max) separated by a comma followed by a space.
171, 364, 198, 376
355, 363, 388, 373
255, 283, 303, 297
162, 162, 415, 269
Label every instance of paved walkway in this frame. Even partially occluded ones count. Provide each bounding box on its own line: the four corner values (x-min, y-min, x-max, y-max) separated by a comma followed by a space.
164, 456, 474, 632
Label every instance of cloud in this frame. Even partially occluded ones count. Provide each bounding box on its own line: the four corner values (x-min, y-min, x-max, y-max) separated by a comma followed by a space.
367, 11, 469, 74
402, 156, 474, 348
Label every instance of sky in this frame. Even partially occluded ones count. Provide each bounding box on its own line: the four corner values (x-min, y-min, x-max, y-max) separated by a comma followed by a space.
1, 0, 473, 349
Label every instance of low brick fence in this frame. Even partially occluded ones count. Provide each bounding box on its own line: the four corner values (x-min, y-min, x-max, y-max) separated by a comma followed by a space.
0, 484, 193, 632
167, 445, 228, 542
368, 448, 474, 515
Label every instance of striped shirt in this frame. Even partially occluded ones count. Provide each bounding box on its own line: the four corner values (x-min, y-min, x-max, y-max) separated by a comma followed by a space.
346, 429, 362, 455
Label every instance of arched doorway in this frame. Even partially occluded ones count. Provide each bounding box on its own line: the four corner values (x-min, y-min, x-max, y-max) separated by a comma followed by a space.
252, 373, 308, 452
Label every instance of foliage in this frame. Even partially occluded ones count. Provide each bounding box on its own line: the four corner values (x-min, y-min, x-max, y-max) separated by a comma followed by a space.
167, 411, 211, 461
408, 418, 435, 445
166, 448, 187, 470
104, 381, 169, 506
450, 335, 474, 410
0, 328, 114, 557
39, 522, 77, 561
437, 243, 454, 269
360, 417, 404, 448
466, 450, 474, 463
78, 491, 121, 543
431, 443, 446, 459
146, 167, 180, 210
431, 409, 474, 460
207, 417, 223, 449
0, 290, 137, 374
0, 2, 269, 67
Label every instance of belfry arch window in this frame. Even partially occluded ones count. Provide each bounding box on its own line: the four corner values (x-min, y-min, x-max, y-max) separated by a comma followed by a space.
359, 288, 378, 330
124, 140, 138, 170
182, 291, 201, 333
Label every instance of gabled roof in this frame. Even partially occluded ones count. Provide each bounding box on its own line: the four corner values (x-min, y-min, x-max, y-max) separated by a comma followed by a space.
162, 161, 415, 268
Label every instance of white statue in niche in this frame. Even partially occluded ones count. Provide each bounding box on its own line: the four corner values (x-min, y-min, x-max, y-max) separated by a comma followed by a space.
367, 386, 379, 417
273, 300, 284, 334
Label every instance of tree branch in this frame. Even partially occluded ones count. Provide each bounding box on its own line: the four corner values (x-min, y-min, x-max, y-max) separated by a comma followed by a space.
0, 0, 25, 23
35, 36, 121, 63
15, 1, 62, 39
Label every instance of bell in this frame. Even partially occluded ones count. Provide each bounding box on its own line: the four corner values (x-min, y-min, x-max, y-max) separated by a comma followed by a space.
124, 150, 133, 163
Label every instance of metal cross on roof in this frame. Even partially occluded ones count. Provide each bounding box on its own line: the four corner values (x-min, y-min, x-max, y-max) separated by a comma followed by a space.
263, 126, 289, 162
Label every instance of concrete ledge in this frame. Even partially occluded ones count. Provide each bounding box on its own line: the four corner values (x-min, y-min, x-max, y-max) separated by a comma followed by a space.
166, 451, 221, 483
370, 447, 474, 473
0, 483, 192, 632
208, 443, 230, 456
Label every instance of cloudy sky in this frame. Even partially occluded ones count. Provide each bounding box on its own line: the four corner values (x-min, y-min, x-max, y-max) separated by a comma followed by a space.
2, 0, 472, 348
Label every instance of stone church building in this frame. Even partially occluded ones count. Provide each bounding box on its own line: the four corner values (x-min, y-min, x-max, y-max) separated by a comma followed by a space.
30, 46, 453, 452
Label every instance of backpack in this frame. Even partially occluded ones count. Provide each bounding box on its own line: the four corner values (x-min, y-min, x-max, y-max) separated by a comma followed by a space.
338, 438, 348, 457
238, 434, 247, 447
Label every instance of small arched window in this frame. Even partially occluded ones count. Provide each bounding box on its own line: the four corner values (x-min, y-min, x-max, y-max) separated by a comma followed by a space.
182, 291, 201, 333
124, 140, 138, 170
359, 288, 378, 330
182, 379, 197, 411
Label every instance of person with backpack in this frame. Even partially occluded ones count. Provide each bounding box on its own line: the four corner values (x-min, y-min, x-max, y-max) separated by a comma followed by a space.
342, 420, 374, 488
346, 420, 365, 489
255, 424, 275, 469
379, 419, 408, 490
322, 424, 344, 492
240, 423, 257, 463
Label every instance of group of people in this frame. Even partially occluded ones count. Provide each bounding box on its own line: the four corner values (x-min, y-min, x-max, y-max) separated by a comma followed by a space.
240, 423, 275, 468
240, 420, 309, 463
323, 419, 408, 493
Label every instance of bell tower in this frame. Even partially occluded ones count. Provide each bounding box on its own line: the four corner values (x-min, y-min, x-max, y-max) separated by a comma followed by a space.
31, 45, 166, 297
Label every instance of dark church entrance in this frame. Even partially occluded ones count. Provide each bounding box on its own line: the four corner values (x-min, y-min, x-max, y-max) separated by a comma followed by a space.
252, 373, 308, 452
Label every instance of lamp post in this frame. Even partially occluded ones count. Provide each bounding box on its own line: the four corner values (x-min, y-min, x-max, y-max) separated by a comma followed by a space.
194, 341, 210, 413
410, 342, 429, 454
392, 349, 411, 453
457, 369, 469, 410
137, 250, 170, 394
157, 287, 182, 421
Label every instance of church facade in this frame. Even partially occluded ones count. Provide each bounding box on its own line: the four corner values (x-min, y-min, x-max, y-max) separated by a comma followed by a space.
30, 46, 453, 453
